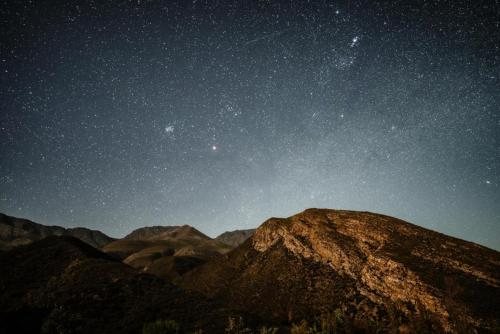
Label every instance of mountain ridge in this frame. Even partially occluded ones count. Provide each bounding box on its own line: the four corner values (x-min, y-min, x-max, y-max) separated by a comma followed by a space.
0, 212, 115, 250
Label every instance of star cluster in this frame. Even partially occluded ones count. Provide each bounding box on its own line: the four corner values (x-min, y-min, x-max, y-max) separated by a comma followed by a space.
1, 0, 499, 249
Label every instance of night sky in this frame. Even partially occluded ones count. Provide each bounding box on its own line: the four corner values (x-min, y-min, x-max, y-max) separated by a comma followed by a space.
1, 1, 499, 249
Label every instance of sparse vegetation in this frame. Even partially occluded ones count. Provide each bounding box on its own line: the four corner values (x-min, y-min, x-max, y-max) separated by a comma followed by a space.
225, 316, 252, 334
142, 320, 181, 334
189, 330, 203, 334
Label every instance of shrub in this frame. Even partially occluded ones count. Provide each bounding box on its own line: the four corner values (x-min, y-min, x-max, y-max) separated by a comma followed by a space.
142, 319, 181, 334
190, 330, 203, 334
259, 326, 278, 334
291, 320, 309, 334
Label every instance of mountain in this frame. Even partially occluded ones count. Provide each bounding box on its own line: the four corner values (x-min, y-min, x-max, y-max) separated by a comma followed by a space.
124, 225, 210, 241
2, 208, 499, 333
215, 229, 256, 248
0, 236, 232, 334
182, 209, 500, 333
103, 225, 232, 279
0, 213, 114, 250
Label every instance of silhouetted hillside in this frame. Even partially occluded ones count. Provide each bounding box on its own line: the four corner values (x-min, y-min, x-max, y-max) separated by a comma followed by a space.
0, 213, 114, 250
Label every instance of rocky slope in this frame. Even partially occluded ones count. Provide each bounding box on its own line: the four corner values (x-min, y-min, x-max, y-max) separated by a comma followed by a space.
0, 236, 232, 334
0, 213, 114, 250
182, 209, 500, 333
215, 229, 256, 248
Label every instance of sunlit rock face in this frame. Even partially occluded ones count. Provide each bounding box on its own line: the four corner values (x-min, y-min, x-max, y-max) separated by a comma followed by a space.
184, 209, 500, 333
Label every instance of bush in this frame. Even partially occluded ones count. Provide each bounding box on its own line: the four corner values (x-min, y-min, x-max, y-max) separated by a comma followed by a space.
290, 309, 348, 334
291, 320, 309, 334
142, 319, 181, 334
259, 326, 278, 334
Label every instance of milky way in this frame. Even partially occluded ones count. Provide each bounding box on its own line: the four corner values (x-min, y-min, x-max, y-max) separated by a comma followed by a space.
1, 1, 499, 249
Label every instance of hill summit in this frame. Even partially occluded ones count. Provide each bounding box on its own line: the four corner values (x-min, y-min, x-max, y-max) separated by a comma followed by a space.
124, 225, 210, 241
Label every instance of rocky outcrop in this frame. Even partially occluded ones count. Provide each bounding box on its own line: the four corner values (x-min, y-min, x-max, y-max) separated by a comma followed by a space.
215, 229, 256, 248
183, 209, 500, 333
0, 213, 114, 250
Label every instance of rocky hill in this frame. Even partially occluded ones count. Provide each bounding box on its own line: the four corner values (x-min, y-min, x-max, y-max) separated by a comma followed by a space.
182, 209, 500, 333
215, 229, 256, 248
0, 213, 114, 250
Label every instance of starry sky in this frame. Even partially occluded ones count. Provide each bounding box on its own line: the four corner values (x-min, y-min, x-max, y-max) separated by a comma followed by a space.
1, 0, 499, 249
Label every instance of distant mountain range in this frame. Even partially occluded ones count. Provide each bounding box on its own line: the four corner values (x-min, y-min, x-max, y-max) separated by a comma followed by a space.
0, 212, 254, 251
0, 212, 255, 281
0, 209, 498, 333
0, 212, 115, 250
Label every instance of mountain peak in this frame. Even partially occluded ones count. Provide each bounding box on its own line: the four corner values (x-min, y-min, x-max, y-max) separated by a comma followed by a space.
124, 225, 210, 241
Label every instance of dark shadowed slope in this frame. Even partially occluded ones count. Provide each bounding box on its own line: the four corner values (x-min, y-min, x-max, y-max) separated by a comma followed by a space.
0, 213, 115, 250
182, 209, 500, 333
215, 229, 256, 248
0, 236, 231, 334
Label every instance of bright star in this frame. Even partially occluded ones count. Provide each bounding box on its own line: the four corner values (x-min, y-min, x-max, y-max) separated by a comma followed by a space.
212, 145, 217, 151
351, 36, 359, 47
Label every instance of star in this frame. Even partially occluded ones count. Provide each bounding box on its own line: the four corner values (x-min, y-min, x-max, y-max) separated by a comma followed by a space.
351, 36, 360, 48
212, 145, 218, 151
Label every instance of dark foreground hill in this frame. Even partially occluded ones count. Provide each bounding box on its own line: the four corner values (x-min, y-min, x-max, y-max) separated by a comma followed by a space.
182, 209, 500, 333
0, 212, 114, 250
0, 236, 232, 334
